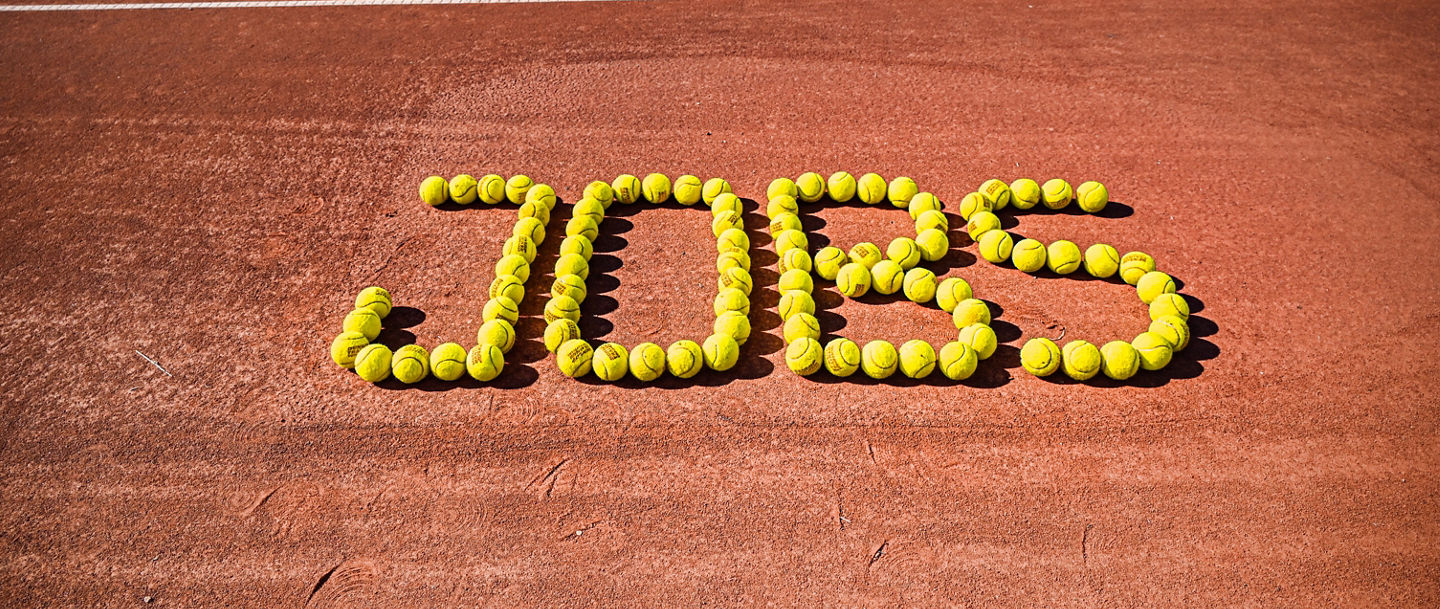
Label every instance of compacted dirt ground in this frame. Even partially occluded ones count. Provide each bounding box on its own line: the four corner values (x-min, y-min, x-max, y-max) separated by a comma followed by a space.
1, 0, 1437, 606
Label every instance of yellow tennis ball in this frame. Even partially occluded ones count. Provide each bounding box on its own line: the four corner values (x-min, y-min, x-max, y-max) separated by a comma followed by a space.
836, 263, 872, 298
495, 253, 531, 283
718, 266, 754, 295
391, 344, 430, 384
887, 176, 918, 209
783, 312, 821, 343
1041, 178, 1073, 210
938, 341, 978, 380
908, 192, 942, 220
465, 343, 504, 381
979, 178, 1012, 210
957, 323, 997, 359
1058, 340, 1099, 381
823, 338, 861, 376
935, 277, 973, 312
769, 212, 802, 237
355, 286, 392, 318
544, 295, 582, 325
555, 252, 590, 280
584, 180, 615, 208
525, 183, 557, 210
1011, 238, 1048, 273
611, 174, 641, 204
556, 339, 594, 377
915, 228, 949, 262
1020, 338, 1061, 377
827, 171, 857, 202
477, 318, 517, 353
714, 288, 751, 317
1118, 251, 1156, 285
518, 201, 551, 227
773, 229, 806, 254
702, 334, 740, 371
1136, 271, 1177, 304
514, 216, 546, 245
503, 235, 537, 263
860, 340, 898, 379
785, 337, 823, 375
1045, 240, 1082, 274
1076, 181, 1108, 213
965, 211, 1001, 241
766, 195, 799, 218
814, 246, 847, 280
856, 173, 887, 204
1149, 315, 1191, 350
478, 174, 506, 204
711, 192, 743, 217
330, 331, 369, 368
573, 198, 606, 221
887, 237, 921, 270
566, 215, 599, 242
483, 296, 521, 325
778, 268, 814, 294
902, 268, 937, 303
592, 342, 629, 381
718, 228, 751, 254
673, 174, 703, 205
848, 242, 883, 268
666, 340, 704, 378
778, 248, 813, 275
419, 176, 449, 206
1132, 331, 1173, 371
898, 340, 937, 378
1009, 178, 1040, 210
1100, 341, 1139, 380
1149, 293, 1190, 321
717, 251, 751, 273
353, 344, 392, 382
796, 172, 826, 203
448, 174, 478, 204
543, 319, 581, 353
505, 175, 534, 204
551, 274, 587, 304
778, 290, 816, 321
559, 235, 593, 260
958, 192, 992, 220
767, 178, 798, 201
1083, 243, 1120, 278
977, 230, 1014, 264
429, 342, 467, 381
702, 178, 733, 205
629, 342, 666, 381
489, 274, 525, 305
642, 173, 671, 204
870, 260, 904, 295
342, 308, 382, 341
712, 210, 744, 237
951, 298, 991, 328
915, 209, 948, 233
714, 310, 752, 345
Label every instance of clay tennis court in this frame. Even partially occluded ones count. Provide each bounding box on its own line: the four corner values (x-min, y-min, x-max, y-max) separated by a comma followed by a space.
2, 0, 1437, 606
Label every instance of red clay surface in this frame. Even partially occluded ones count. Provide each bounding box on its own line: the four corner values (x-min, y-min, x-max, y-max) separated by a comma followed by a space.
2, 0, 1438, 606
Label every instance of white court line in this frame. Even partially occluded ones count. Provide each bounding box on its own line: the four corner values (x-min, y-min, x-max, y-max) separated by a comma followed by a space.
0, 0, 619, 11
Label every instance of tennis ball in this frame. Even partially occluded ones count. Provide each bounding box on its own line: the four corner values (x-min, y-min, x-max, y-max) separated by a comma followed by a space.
391, 344, 429, 384
330, 331, 369, 368
902, 268, 938, 303
611, 174, 641, 204
1076, 181, 1108, 213
592, 343, 629, 381
495, 253, 531, 283
525, 183, 557, 210
555, 252, 590, 280
1149, 315, 1191, 350
786, 337, 823, 375
979, 178, 1012, 210
814, 247, 847, 280
769, 212, 802, 237
629, 342, 666, 381
887, 237, 922, 270
951, 298, 991, 328
1020, 338, 1061, 377
559, 235, 593, 260
673, 174, 703, 205
908, 192, 942, 220
489, 274, 525, 304
860, 340, 898, 379
477, 318, 517, 352
915, 209, 948, 234
938, 342, 978, 380
1136, 271, 1178, 304
666, 340, 704, 378
1119, 252, 1156, 285
1041, 178, 1073, 210
355, 286, 392, 318
503, 235, 537, 263
1100, 341, 1139, 380
957, 323, 997, 359
715, 310, 752, 345
702, 334, 740, 371
518, 201, 551, 227
714, 288, 751, 316
544, 295, 582, 324
857, 173, 887, 204
836, 263, 872, 298
718, 228, 750, 254
915, 228, 949, 262
719, 266, 754, 295
965, 211, 1001, 241
514, 216, 546, 245
712, 210, 744, 237
978, 230, 1014, 264
778, 268, 814, 294
796, 172, 826, 203
823, 338, 861, 376
556, 339, 594, 377
505, 175, 534, 204
465, 343, 504, 381
827, 172, 857, 202
935, 277, 973, 312
887, 176, 918, 209
1132, 331, 1173, 371
702, 178, 733, 205
766, 195, 799, 219
779, 248, 813, 275
898, 340, 937, 378
1056, 340, 1101, 381
778, 290, 816, 321
767, 178, 798, 201
711, 192, 743, 217
958, 192, 992, 220
870, 260, 904, 295
1149, 293, 1190, 321
342, 308, 382, 341
773, 229, 807, 254
573, 198, 606, 221
551, 274, 587, 304
448, 174, 478, 204
483, 295, 521, 325
1046, 240, 1082, 274
354, 344, 393, 382
543, 319, 581, 353
478, 174, 507, 204
718, 251, 751, 273
419, 176, 449, 206
584, 180, 615, 208
642, 173, 671, 204
1009, 178, 1040, 210
566, 215, 600, 242
783, 312, 821, 343
848, 242, 883, 268
1083, 243, 1120, 278
1012, 238, 1048, 273
429, 342, 467, 381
